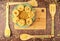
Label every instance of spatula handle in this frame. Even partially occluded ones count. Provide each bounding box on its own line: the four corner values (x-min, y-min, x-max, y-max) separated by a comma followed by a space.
51, 17, 54, 35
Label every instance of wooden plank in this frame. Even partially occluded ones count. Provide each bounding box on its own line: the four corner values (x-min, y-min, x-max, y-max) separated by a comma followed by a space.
14, 8, 46, 30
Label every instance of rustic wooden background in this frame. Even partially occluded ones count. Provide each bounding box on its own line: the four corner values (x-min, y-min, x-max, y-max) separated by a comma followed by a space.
0, 0, 60, 41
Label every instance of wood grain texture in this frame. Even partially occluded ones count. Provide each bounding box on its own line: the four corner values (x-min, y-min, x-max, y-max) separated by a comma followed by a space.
0, 0, 60, 41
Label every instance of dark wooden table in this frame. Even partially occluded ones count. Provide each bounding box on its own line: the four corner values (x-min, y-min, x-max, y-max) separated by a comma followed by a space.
0, 0, 60, 41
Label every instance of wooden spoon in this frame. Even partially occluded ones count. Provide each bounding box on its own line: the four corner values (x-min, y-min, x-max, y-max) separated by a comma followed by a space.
28, 0, 38, 6
49, 4, 56, 36
20, 34, 51, 41
4, 3, 11, 37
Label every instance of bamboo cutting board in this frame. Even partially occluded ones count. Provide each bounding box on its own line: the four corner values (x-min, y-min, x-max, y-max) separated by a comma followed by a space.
14, 8, 46, 30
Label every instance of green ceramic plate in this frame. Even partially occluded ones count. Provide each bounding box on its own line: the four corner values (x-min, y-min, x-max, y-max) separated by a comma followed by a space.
12, 3, 36, 28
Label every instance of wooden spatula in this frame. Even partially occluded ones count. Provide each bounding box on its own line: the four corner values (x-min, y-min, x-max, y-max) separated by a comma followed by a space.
49, 4, 56, 36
